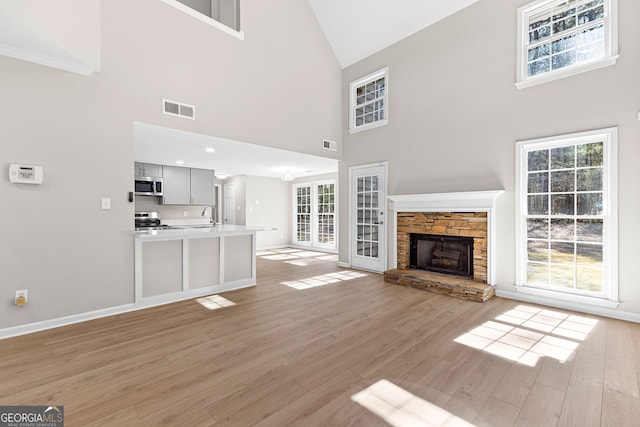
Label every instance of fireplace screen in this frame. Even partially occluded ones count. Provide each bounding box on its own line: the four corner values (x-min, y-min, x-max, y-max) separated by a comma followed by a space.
410, 234, 474, 277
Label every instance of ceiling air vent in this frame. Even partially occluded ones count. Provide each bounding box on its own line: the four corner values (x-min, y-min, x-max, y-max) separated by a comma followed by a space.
322, 139, 337, 151
162, 98, 196, 120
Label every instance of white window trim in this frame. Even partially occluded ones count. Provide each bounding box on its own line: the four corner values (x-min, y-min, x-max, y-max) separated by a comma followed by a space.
515, 0, 619, 90
515, 127, 619, 308
293, 182, 313, 247
292, 179, 337, 250
348, 67, 389, 134
160, 0, 244, 41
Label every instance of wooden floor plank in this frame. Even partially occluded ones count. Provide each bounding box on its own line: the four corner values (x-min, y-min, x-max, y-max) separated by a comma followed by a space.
474, 396, 521, 427
558, 378, 602, 427
604, 354, 640, 399
1, 247, 640, 426
516, 383, 565, 426
491, 360, 542, 408
601, 389, 640, 427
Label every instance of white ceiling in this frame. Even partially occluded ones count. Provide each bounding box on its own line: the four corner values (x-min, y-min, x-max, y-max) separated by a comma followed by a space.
134, 122, 339, 180
308, 0, 480, 68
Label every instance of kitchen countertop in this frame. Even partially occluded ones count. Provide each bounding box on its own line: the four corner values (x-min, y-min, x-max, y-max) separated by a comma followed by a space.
134, 224, 276, 240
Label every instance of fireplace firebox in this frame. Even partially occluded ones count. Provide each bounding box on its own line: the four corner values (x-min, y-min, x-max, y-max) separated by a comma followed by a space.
410, 233, 474, 278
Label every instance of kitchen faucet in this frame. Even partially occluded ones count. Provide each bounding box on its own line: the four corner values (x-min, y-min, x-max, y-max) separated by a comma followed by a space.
201, 205, 217, 224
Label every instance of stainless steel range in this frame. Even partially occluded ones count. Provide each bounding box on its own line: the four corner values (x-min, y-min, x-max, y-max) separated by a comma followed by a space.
135, 212, 170, 231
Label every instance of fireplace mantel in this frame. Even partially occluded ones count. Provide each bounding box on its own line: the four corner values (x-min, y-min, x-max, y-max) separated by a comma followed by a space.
388, 190, 504, 285
388, 190, 504, 211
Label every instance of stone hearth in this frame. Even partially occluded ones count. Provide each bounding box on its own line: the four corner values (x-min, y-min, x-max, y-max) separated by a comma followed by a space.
384, 269, 495, 302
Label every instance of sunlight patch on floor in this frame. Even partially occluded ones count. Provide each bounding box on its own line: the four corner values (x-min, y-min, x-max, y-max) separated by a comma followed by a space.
261, 254, 300, 261
285, 255, 339, 267
258, 248, 337, 264
282, 271, 367, 290
352, 379, 475, 427
196, 294, 237, 310
454, 305, 597, 366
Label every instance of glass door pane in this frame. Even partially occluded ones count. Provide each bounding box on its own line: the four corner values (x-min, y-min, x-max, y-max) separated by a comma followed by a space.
356, 175, 379, 259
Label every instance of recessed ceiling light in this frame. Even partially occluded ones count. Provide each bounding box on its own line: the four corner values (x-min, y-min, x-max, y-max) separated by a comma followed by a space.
206, 148, 215, 153
176, 160, 184, 165
215, 173, 229, 179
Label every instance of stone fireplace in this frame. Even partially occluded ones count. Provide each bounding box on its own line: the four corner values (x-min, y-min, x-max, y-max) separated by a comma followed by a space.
397, 211, 488, 283
385, 191, 503, 302
410, 232, 475, 278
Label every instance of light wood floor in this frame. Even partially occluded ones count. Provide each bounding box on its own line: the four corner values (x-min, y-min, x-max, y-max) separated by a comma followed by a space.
2, 248, 640, 426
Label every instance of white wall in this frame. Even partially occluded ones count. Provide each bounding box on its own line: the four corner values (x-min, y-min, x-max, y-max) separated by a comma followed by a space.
339, 0, 640, 314
0, 0, 341, 330
244, 176, 291, 249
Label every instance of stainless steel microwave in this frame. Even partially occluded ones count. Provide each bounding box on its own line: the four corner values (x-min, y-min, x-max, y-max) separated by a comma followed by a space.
135, 177, 163, 196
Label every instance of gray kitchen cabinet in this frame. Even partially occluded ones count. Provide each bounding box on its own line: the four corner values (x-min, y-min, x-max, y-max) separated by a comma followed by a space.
162, 165, 190, 205
135, 162, 163, 178
190, 168, 215, 205
162, 166, 215, 205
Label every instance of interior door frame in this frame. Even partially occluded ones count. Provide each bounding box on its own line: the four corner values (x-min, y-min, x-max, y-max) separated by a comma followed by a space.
223, 182, 236, 224
348, 161, 388, 273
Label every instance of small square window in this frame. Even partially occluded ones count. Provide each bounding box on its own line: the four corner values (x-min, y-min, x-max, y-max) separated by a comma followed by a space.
349, 68, 388, 133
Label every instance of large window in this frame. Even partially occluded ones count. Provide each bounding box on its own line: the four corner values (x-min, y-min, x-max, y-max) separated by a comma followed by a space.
316, 183, 336, 246
515, 128, 618, 306
294, 180, 336, 249
295, 185, 312, 244
349, 67, 388, 133
516, 0, 618, 89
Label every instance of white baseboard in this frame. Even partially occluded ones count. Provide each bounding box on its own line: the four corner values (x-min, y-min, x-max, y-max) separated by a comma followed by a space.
0, 281, 256, 340
496, 290, 640, 323
0, 303, 138, 340
337, 261, 351, 268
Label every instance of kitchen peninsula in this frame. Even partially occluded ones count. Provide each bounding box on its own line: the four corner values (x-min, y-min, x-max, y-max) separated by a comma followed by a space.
134, 225, 271, 306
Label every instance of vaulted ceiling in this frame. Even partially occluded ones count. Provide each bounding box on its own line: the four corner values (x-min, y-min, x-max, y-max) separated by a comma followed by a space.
307, 0, 480, 68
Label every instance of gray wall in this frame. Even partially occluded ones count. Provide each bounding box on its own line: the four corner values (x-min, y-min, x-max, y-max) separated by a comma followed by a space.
339, 0, 640, 313
0, 0, 341, 329
245, 176, 292, 249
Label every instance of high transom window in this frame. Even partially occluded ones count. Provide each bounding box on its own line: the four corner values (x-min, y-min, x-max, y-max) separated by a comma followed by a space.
516, 0, 618, 89
349, 67, 388, 133
515, 128, 618, 307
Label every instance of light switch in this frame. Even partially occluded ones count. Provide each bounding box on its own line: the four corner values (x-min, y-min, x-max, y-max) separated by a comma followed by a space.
101, 197, 111, 210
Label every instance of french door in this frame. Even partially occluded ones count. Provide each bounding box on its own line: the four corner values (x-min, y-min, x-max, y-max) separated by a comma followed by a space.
293, 180, 336, 250
350, 163, 387, 272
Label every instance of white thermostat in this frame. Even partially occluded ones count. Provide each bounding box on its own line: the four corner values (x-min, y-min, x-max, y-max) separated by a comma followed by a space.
9, 164, 44, 184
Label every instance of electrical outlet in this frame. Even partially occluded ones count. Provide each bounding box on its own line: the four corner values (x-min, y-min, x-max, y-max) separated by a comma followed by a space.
183, 211, 188, 217
15, 289, 28, 306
